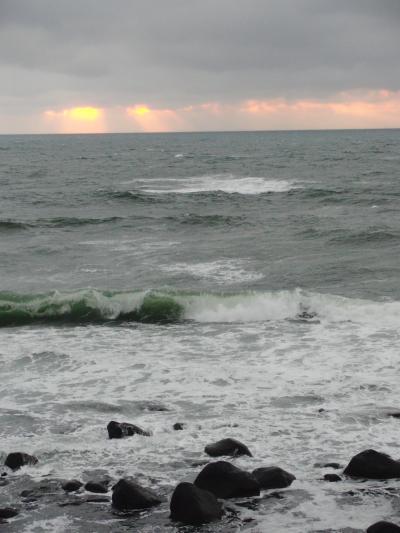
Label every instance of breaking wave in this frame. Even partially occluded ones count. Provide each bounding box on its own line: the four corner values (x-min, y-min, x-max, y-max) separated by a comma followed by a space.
142, 174, 297, 195
1, 288, 400, 328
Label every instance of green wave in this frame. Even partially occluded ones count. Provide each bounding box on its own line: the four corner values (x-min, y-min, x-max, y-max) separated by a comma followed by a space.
0, 290, 183, 327
2, 287, 400, 328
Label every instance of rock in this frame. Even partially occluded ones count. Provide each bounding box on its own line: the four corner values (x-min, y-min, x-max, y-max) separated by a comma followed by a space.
252, 466, 296, 489
170, 482, 223, 525
344, 449, 400, 479
314, 461, 341, 469
0, 508, 19, 519
20, 480, 60, 500
112, 478, 162, 510
62, 479, 83, 492
324, 474, 341, 482
323, 462, 341, 469
4, 452, 38, 471
146, 403, 169, 412
173, 423, 184, 431
205, 438, 252, 458
85, 480, 109, 494
367, 522, 400, 532
194, 461, 260, 499
107, 420, 150, 439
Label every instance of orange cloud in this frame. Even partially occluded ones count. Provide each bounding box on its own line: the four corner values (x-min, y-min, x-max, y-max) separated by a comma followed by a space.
240, 90, 400, 128
36, 89, 400, 135
126, 104, 183, 132
44, 106, 105, 133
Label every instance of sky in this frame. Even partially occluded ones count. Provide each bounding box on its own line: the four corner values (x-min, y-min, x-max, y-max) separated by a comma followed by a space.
0, 0, 400, 134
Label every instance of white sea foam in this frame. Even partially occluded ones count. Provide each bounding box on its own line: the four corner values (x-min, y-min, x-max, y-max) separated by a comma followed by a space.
143, 173, 298, 195
176, 289, 400, 326
2, 302, 400, 531
160, 259, 264, 284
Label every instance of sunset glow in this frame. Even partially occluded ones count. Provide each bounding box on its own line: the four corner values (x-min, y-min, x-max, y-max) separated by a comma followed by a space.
36, 90, 400, 134
127, 105, 151, 117
67, 107, 102, 121
44, 106, 105, 133
126, 105, 182, 132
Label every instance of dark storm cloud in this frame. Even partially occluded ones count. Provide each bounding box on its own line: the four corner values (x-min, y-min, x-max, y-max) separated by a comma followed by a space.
0, 0, 399, 113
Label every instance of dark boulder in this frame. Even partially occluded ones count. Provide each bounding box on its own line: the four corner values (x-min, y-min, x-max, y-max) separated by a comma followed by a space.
194, 461, 260, 499
323, 462, 341, 469
324, 474, 341, 482
344, 449, 400, 479
252, 466, 295, 489
170, 482, 223, 525
62, 479, 83, 492
0, 508, 19, 519
112, 478, 162, 510
173, 423, 184, 431
367, 522, 400, 532
4, 452, 38, 471
85, 480, 109, 493
107, 420, 150, 439
205, 438, 252, 458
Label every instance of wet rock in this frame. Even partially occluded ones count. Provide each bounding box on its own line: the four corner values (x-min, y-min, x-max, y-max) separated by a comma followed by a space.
0, 508, 19, 519
324, 462, 341, 469
20, 479, 60, 500
173, 422, 184, 431
4, 452, 38, 471
344, 449, 400, 479
62, 479, 83, 492
324, 473, 341, 482
170, 482, 223, 525
367, 522, 400, 532
112, 478, 162, 510
107, 420, 150, 439
252, 466, 296, 489
85, 480, 109, 493
205, 438, 252, 458
58, 500, 84, 508
314, 462, 341, 469
194, 461, 260, 499
146, 403, 169, 412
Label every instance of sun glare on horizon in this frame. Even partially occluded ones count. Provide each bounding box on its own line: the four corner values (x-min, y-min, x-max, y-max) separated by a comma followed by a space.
44, 106, 105, 133
127, 105, 151, 116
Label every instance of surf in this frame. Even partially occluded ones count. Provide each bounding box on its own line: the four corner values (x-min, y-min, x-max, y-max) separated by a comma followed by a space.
1, 288, 400, 328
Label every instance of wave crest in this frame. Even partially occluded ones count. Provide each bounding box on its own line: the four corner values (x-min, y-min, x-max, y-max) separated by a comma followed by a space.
1, 288, 400, 328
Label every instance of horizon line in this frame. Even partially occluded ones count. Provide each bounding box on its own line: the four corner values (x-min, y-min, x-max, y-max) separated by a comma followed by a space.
1, 126, 400, 136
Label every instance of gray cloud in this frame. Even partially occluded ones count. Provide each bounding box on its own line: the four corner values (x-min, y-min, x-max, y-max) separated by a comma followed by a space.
0, 0, 399, 115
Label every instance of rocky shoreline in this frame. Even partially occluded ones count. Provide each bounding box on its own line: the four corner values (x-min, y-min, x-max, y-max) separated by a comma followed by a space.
1, 420, 400, 532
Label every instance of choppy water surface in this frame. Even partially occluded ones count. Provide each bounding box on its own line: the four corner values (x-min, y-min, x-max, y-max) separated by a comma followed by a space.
1, 130, 400, 532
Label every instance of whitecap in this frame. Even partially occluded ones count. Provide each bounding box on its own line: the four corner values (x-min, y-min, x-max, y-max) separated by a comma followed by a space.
160, 259, 264, 284
143, 173, 298, 195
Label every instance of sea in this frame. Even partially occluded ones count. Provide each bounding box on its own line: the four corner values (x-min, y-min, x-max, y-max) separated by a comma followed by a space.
1, 129, 400, 532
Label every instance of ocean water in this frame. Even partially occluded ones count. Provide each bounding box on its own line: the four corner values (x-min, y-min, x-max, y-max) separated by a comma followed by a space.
1, 129, 400, 532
